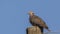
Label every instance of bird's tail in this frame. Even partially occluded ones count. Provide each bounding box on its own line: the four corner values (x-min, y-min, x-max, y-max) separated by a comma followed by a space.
45, 26, 51, 32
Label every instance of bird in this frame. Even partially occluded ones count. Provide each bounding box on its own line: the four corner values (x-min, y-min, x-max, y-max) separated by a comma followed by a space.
28, 11, 50, 33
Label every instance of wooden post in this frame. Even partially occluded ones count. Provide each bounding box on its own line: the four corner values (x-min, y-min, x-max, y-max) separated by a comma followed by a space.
26, 26, 43, 34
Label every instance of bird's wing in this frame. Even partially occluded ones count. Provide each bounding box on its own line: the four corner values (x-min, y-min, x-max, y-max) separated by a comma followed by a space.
32, 16, 48, 28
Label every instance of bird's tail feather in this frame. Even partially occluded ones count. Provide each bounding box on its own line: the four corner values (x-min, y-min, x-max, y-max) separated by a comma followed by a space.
45, 26, 51, 32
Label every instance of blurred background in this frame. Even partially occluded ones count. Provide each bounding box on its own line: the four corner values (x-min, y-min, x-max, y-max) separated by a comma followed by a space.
0, 0, 60, 34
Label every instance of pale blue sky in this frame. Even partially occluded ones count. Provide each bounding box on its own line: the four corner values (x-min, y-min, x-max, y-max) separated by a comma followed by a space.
0, 0, 60, 34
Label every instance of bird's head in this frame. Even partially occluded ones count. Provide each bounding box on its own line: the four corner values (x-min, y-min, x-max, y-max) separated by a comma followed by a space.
28, 11, 35, 16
